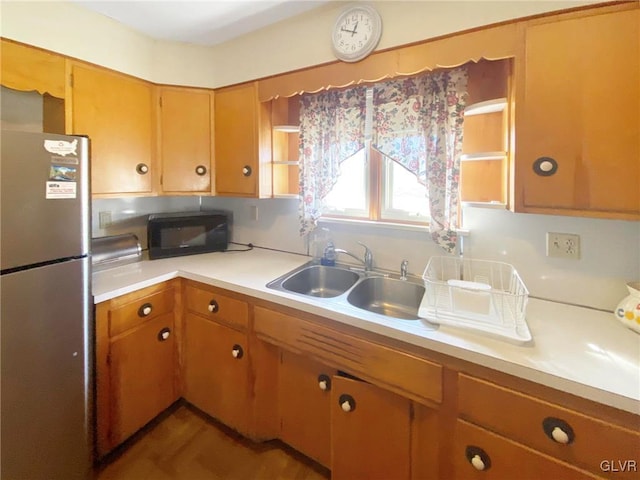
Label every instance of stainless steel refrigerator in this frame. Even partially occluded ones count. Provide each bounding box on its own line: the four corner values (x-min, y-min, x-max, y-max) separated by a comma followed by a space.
1, 130, 91, 479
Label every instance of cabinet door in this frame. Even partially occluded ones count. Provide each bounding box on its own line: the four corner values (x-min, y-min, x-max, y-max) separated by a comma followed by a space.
279, 351, 336, 467
517, 9, 639, 217
214, 82, 271, 197
70, 63, 154, 195
183, 313, 251, 434
158, 87, 213, 193
109, 314, 177, 446
331, 375, 411, 480
454, 420, 599, 479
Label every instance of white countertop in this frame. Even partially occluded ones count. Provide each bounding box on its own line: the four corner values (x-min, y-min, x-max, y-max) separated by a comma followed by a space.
93, 248, 640, 415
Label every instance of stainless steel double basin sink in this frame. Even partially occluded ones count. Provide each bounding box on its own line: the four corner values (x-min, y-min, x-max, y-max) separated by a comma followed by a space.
266, 262, 426, 321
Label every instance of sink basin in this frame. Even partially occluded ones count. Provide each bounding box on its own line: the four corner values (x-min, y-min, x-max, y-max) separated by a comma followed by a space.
279, 265, 360, 298
347, 276, 425, 320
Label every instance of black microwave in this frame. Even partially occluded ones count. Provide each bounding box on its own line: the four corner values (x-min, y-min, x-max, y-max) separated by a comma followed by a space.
147, 211, 230, 259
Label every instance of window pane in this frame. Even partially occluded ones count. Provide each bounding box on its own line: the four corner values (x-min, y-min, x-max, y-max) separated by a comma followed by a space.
382, 156, 429, 222
323, 149, 368, 217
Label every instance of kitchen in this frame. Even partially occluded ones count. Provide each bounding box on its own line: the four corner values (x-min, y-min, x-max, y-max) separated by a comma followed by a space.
1, 1, 639, 479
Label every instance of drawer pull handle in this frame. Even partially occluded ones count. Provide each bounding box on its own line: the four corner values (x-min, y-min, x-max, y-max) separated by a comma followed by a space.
465, 446, 491, 471
338, 394, 355, 413
542, 417, 575, 444
242, 165, 252, 177
533, 157, 558, 177
231, 344, 244, 359
317, 374, 331, 391
136, 163, 149, 175
195, 165, 207, 176
138, 303, 153, 317
157, 327, 171, 342
208, 300, 219, 313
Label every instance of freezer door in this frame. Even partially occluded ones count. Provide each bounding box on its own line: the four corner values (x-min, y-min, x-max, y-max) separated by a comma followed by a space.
1, 130, 90, 270
1, 258, 91, 480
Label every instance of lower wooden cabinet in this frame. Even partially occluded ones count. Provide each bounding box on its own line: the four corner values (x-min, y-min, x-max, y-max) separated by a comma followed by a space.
454, 419, 600, 479
457, 373, 640, 480
109, 314, 177, 446
278, 350, 336, 467
331, 375, 412, 480
96, 279, 638, 479
183, 312, 251, 434
95, 281, 179, 456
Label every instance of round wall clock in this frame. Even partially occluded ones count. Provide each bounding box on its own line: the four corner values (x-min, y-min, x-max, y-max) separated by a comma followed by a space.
331, 4, 382, 63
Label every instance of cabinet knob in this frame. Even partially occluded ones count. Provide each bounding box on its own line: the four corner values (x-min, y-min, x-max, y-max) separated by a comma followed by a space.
465, 446, 491, 471
338, 394, 355, 412
208, 299, 219, 313
136, 163, 149, 175
231, 344, 244, 359
157, 327, 171, 341
317, 374, 331, 391
533, 157, 558, 177
138, 303, 153, 317
242, 165, 252, 177
195, 165, 207, 176
542, 417, 575, 445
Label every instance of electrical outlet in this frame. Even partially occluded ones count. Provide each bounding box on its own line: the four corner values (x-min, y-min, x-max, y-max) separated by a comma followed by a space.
98, 211, 112, 229
250, 205, 259, 221
546, 232, 580, 259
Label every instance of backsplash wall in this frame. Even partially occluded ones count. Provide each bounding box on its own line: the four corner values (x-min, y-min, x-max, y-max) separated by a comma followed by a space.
92, 196, 639, 312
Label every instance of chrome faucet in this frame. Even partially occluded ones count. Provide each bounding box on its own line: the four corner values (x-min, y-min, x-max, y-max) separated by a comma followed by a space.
334, 242, 374, 272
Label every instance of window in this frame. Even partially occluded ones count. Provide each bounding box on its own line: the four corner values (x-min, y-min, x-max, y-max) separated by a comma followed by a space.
298, 66, 468, 253
323, 147, 429, 223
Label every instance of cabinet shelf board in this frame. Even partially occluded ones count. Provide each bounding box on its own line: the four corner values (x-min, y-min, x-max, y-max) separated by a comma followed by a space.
272, 161, 299, 166
464, 98, 507, 116
273, 124, 300, 133
460, 152, 506, 161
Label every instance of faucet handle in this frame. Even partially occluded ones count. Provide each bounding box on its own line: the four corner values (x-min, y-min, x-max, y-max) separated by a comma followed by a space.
400, 260, 408, 280
357, 242, 373, 271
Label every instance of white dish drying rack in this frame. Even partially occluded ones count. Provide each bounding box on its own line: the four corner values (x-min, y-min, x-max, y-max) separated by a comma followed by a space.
418, 256, 531, 343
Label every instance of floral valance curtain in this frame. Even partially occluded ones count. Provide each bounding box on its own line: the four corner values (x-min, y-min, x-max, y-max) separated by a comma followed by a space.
372, 66, 468, 252
297, 66, 468, 253
298, 86, 367, 235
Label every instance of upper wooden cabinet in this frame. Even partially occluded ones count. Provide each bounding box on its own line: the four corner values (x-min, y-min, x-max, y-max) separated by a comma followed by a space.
69, 62, 155, 196
214, 82, 272, 197
0, 39, 66, 98
515, 8, 640, 219
157, 86, 214, 194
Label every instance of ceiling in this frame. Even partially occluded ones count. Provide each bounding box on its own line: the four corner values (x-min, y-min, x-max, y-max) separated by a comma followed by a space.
72, 0, 331, 46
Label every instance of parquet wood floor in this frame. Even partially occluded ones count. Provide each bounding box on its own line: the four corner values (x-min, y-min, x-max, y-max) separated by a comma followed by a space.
94, 403, 330, 480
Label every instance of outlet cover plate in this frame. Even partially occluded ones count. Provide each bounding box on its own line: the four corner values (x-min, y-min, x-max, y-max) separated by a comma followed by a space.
546, 232, 580, 259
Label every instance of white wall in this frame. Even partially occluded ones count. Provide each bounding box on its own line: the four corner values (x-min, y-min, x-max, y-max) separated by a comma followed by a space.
2, 0, 600, 87
93, 195, 640, 313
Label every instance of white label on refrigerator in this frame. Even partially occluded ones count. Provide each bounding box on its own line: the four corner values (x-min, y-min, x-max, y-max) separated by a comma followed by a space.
46, 181, 77, 199
43, 138, 78, 157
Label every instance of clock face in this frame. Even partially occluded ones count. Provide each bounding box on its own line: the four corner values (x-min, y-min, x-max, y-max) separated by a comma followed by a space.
332, 5, 382, 63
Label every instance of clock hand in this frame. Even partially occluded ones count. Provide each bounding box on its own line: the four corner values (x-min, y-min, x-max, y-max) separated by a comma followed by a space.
351, 21, 358, 36
341, 26, 356, 35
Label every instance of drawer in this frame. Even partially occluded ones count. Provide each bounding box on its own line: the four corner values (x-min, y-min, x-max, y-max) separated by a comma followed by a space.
454, 419, 600, 480
109, 287, 174, 337
185, 284, 249, 330
254, 306, 442, 405
458, 373, 640, 480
